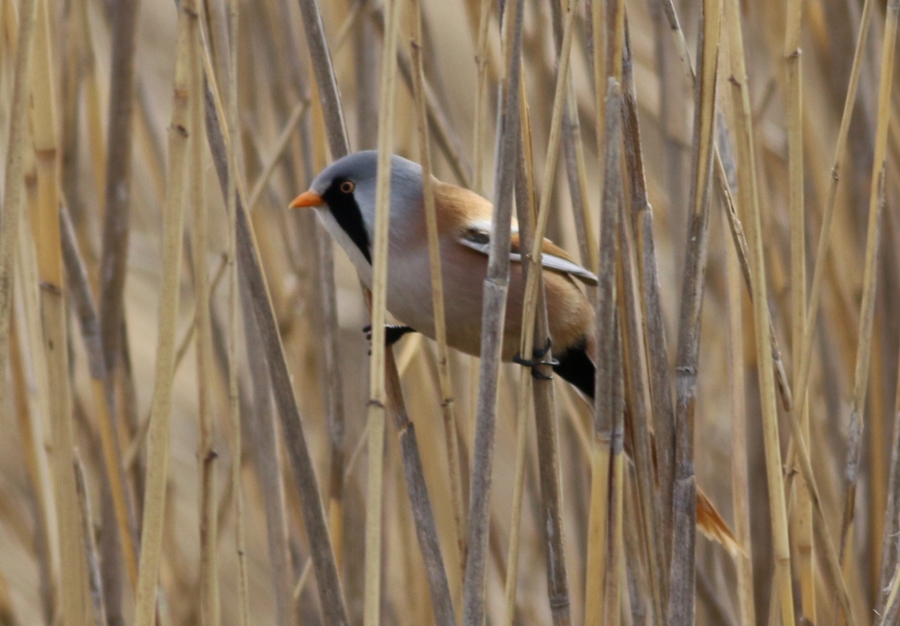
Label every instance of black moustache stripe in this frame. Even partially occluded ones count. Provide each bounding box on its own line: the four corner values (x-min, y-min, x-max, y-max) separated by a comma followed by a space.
323, 179, 372, 264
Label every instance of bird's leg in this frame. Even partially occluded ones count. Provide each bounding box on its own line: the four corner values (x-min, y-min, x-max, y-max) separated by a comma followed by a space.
513, 337, 559, 380
363, 324, 417, 349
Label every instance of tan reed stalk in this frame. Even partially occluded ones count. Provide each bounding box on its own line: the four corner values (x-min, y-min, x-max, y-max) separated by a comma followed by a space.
667, 0, 720, 623
792, 0, 875, 419
204, 25, 350, 626
462, 0, 524, 620
9, 299, 55, 624
31, 0, 91, 622
74, 455, 108, 626
585, 78, 622, 626
837, 0, 900, 573
368, 5, 472, 187
132, 6, 193, 624
364, 0, 406, 620
225, 0, 250, 622
604, 318, 625, 626
60, 202, 139, 591
0, 0, 35, 435
472, 0, 492, 195
724, 197, 755, 626
515, 3, 580, 621
502, 80, 536, 626
783, 0, 814, 618
409, 0, 466, 590
97, 0, 138, 378
879, 562, 900, 626
190, 10, 221, 623
620, 28, 668, 622
722, 1, 796, 623
247, 100, 309, 211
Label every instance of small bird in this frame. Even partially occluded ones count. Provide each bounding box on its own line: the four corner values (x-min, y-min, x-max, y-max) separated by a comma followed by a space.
290, 150, 597, 398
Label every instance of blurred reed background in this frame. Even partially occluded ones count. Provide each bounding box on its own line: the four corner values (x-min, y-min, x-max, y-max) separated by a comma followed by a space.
1, 0, 900, 623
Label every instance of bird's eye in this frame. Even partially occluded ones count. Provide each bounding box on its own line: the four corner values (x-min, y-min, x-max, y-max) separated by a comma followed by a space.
339, 181, 355, 194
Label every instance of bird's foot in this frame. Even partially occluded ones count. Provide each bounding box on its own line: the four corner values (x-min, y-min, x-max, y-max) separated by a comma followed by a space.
363, 324, 416, 352
513, 338, 558, 380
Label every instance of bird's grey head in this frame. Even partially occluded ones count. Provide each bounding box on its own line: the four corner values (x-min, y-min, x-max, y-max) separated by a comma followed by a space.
304, 151, 424, 264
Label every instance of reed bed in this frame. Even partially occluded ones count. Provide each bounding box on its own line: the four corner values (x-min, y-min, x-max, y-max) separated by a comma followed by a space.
3, 0, 900, 624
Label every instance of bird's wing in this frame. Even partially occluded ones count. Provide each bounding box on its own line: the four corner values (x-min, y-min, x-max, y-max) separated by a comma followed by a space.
457, 222, 598, 286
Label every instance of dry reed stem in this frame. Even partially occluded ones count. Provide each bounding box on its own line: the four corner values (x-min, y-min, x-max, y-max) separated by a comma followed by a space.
60, 202, 139, 590
224, 0, 250, 622
585, 78, 622, 626
204, 65, 350, 626
515, 3, 580, 620
364, 0, 406, 619
472, 0, 492, 195
97, 0, 138, 374
668, 0, 720, 623
502, 92, 537, 626
32, 0, 91, 621
793, 0, 875, 416
879, 562, 900, 626
132, 6, 194, 624
722, 1, 796, 623
838, 0, 899, 573
0, 0, 35, 438
74, 454, 108, 626
620, 29, 667, 622
462, 0, 523, 620
409, 0, 466, 589
247, 99, 310, 211
783, 0, 814, 618
190, 12, 221, 622
723, 204, 755, 626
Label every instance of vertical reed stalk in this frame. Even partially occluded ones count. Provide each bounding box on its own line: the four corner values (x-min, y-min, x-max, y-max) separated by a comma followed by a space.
32, 0, 91, 622
837, 0, 899, 573
585, 78, 622, 626
783, 0, 814, 618
724, 201, 755, 626
462, 0, 524, 620
132, 6, 193, 623
667, 0, 720, 623
409, 0, 466, 589
722, 1, 795, 622
0, 0, 36, 431
364, 0, 405, 620
191, 10, 220, 623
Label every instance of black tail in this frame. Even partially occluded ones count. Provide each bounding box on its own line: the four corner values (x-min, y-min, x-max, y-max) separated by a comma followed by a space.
553, 340, 595, 399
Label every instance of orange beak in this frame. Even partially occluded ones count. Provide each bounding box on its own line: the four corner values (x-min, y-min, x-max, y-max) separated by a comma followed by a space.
289, 190, 324, 209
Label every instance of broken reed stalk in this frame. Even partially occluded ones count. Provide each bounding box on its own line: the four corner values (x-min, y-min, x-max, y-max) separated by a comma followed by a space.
667, 0, 720, 623
190, 15, 221, 623
838, 0, 899, 572
97, 0, 138, 377
793, 0, 874, 419
783, 0, 814, 618
409, 0, 466, 587
722, 184, 756, 626
585, 78, 622, 626
32, 0, 91, 622
60, 202, 139, 591
722, 1, 796, 623
364, 0, 406, 619
132, 5, 194, 624
620, 27, 668, 623
225, 0, 250, 622
462, 0, 524, 620
0, 0, 36, 435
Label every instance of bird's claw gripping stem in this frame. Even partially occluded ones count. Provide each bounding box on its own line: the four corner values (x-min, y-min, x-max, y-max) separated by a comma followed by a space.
513, 337, 558, 380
